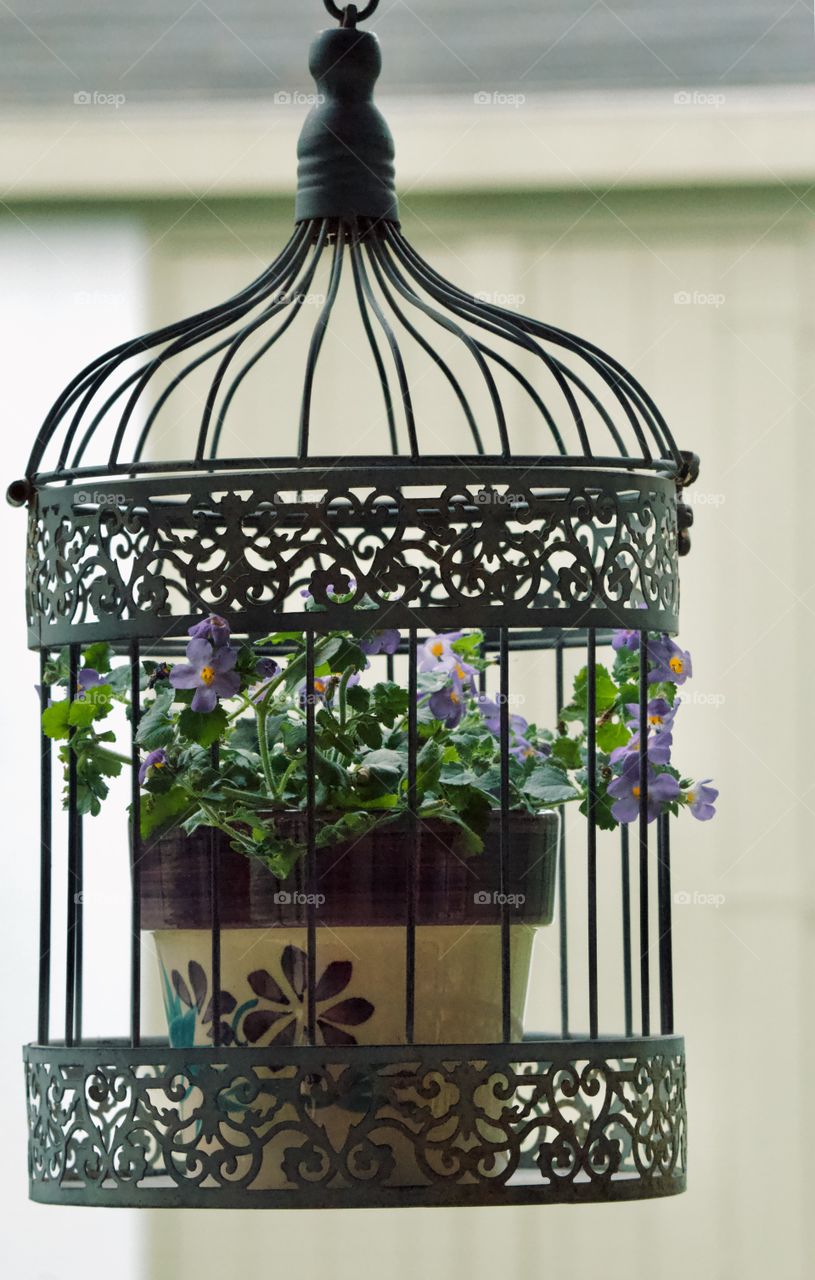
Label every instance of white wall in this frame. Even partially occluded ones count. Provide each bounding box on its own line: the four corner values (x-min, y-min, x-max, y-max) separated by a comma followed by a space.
2, 178, 812, 1279
134, 186, 813, 1279
0, 215, 149, 1280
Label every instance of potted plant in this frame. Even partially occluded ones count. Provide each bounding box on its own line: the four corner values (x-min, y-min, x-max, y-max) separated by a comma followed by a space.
41, 614, 717, 1052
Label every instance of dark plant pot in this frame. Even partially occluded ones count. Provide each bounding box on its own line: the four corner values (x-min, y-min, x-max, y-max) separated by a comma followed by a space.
141, 809, 559, 1051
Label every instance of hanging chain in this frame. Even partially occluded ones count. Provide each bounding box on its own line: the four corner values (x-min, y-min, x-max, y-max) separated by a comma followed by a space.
323, 0, 379, 26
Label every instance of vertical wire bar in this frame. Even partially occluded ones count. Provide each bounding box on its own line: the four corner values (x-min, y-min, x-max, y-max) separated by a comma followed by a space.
555, 641, 569, 1037
129, 641, 142, 1047
37, 650, 52, 1044
499, 628, 511, 1042
620, 824, 634, 1037
64, 645, 79, 1047
75, 821, 84, 1041
209, 740, 221, 1046
657, 812, 674, 1033
405, 628, 418, 1043
586, 629, 598, 1039
386, 652, 395, 683
305, 630, 317, 1045
638, 634, 651, 1036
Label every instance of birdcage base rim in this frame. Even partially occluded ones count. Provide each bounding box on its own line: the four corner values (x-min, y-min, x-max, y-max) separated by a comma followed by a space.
24, 1036, 686, 1209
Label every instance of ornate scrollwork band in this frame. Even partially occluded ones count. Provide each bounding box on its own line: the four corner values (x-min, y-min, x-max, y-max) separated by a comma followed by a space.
25, 466, 679, 647
25, 1037, 686, 1207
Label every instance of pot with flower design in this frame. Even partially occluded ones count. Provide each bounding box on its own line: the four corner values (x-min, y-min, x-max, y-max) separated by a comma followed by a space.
42, 611, 715, 1058
41, 611, 715, 1186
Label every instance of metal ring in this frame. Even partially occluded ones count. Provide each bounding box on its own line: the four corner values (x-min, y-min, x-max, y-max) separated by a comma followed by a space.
323, 0, 379, 24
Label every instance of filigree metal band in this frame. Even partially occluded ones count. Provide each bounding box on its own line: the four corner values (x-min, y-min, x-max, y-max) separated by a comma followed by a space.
25, 466, 679, 647
25, 1037, 686, 1208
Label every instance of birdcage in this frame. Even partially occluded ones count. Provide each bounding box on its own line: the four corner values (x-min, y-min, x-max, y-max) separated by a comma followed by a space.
11, 0, 698, 1209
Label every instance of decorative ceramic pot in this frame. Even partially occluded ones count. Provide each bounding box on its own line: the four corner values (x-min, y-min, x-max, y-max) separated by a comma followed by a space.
138, 810, 559, 1189
140, 810, 559, 1049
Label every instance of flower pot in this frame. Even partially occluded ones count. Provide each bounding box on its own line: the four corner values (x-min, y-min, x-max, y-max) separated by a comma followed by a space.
139, 809, 559, 1188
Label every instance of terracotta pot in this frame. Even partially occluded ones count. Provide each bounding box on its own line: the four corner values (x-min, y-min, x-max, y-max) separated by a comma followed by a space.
140, 809, 559, 1049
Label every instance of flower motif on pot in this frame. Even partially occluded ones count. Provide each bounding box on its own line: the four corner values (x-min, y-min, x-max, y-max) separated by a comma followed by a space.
163, 959, 238, 1046
241, 945, 374, 1046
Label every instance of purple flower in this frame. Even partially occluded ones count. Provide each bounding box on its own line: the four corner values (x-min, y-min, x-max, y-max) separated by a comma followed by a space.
301, 576, 357, 602
255, 657, 279, 680
187, 614, 231, 648
612, 697, 678, 765
419, 632, 463, 671
428, 684, 465, 728
686, 779, 718, 821
510, 736, 548, 763
608, 756, 681, 824
648, 636, 692, 685
360, 629, 401, 656
170, 637, 240, 713
139, 748, 168, 786
612, 629, 640, 652
477, 695, 529, 738
77, 668, 104, 697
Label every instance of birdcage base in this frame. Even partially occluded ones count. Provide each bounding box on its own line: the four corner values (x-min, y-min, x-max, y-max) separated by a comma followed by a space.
24, 1036, 686, 1207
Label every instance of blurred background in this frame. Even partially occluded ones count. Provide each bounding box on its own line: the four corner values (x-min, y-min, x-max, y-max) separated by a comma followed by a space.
1, 1, 813, 1277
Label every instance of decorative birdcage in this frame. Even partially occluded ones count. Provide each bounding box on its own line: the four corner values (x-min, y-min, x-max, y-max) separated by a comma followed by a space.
11, 0, 699, 1209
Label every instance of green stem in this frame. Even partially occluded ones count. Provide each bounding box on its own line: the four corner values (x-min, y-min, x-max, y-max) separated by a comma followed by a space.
255, 706, 276, 796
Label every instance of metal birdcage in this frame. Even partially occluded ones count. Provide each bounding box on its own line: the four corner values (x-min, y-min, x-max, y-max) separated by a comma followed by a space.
12, 0, 697, 1209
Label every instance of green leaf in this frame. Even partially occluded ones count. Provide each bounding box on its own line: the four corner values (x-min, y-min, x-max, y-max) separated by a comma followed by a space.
41, 699, 71, 740
82, 642, 112, 674
68, 688, 113, 728
523, 762, 578, 806
562, 664, 618, 722
370, 681, 409, 725
580, 781, 617, 831
140, 785, 193, 840
356, 716, 382, 750
596, 720, 630, 754
135, 687, 176, 750
416, 738, 443, 797
346, 683, 370, 713
550, 736, 582, 769
178, 705, 228, 748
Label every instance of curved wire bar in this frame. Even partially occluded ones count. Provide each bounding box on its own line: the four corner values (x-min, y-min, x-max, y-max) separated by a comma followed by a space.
26, 216, 678, 481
